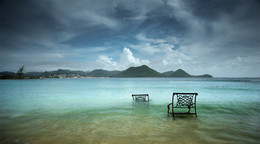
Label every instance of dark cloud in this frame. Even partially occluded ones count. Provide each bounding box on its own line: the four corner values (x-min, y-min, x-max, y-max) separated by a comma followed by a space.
112, 2, 141, 19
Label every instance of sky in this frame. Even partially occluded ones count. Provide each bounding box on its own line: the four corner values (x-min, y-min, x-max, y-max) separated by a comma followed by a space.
0, 0, 260, 77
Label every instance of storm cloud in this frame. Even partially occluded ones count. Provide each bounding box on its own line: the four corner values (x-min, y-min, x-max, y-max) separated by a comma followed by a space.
1, 0, 260, 77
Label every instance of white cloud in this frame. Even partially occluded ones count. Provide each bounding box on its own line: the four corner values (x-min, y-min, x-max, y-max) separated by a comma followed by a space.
130, 43, 160, 55
97, 55, 117, 67
95, 47, 149, 70
131, 33, 179, 55
136, 33, 166, 44
74, 11, 119, 29
119, 47, 149, 69
128, 32, 195, 72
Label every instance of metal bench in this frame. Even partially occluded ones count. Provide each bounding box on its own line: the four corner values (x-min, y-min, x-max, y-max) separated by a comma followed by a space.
167, 93, 198, 118
132, 94, 149, 102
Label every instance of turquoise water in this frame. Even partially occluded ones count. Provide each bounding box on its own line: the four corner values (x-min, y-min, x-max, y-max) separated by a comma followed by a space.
0, 78, 260, 143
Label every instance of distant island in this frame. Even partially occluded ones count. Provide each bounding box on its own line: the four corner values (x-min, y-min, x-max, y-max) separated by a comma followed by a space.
0, 65, 213, 79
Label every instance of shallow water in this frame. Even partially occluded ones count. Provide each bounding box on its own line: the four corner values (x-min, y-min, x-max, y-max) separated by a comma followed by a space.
0, 78, 260, 143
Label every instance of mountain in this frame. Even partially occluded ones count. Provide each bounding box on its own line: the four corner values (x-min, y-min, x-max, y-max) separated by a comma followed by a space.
24, 69, 89, 78
0, 71, 16, 79
163, 69, 191, 77
0, 71, 16, 76
33, 69, 88, 77
51, 69, 87, 76
193, 74, 213, 78
119, 65, 163, 77
0, 65, 213, 79
24, 72, 44, 78
87, 69, 121, 77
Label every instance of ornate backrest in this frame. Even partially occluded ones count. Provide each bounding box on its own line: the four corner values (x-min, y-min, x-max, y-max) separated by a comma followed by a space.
173, 93, 197, 108
132, 94, 149, 102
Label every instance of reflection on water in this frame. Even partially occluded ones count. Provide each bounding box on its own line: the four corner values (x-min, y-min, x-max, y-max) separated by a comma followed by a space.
0, 78, 260, 143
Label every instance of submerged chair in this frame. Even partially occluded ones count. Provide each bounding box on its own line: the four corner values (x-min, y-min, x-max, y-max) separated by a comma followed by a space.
132, 94, 149, 102
167, 93, 198, 118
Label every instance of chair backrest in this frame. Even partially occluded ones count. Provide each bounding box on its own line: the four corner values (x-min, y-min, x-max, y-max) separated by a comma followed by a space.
132, 94, 149, 102
173, 93, 198, 108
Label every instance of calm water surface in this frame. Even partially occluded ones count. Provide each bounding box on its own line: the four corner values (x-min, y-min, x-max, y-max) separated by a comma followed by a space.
0, 78, 260, 143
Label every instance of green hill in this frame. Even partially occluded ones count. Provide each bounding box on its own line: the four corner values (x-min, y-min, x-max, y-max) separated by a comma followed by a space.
0, 71, 16, 79
163, 69, 191, 77
119, 65, 162, 77
87, 69, 121, 77
40, 69, 87, 77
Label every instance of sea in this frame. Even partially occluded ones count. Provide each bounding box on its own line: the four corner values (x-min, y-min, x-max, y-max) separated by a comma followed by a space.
0, 78, 259, 144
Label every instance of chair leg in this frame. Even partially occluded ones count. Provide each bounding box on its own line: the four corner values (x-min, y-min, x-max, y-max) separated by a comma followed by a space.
167, 103, 172, 114
172, 106, 174, 119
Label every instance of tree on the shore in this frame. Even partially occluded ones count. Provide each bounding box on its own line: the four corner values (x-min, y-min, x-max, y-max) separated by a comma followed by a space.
17, 65, 24, 79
